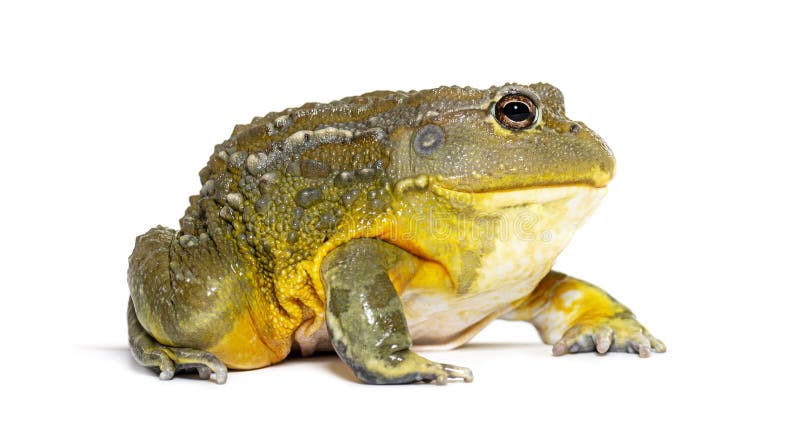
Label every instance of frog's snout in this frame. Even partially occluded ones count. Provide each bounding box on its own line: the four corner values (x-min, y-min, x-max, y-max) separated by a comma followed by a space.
592, 148, 616, 188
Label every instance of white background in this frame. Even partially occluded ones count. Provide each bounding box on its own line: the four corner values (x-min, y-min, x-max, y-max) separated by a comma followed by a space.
1, 1, 798, 423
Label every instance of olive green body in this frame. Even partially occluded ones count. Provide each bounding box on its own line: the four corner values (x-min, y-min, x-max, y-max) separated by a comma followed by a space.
127, 83, 663, 385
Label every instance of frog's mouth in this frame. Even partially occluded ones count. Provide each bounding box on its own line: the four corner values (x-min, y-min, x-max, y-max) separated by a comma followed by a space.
427, 167, 614, 195
429, 182, 608, 212
418, 139, 616, 195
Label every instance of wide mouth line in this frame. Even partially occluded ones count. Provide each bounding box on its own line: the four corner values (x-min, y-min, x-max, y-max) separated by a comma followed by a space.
429, 183, 607, 211
431, 182, 607, 195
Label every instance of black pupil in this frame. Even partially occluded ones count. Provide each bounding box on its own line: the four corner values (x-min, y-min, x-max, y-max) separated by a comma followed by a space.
502, 101, 531, 122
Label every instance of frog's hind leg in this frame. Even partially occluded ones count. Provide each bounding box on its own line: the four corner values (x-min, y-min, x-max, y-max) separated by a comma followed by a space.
127, 298, 227, 384
127, 226, 237, 384
322, 238, 473, 385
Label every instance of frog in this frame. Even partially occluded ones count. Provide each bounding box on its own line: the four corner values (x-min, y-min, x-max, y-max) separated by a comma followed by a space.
127, 83, 665, 385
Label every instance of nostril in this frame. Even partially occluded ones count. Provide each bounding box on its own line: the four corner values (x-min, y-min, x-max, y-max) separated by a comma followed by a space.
569, 123, 580, 134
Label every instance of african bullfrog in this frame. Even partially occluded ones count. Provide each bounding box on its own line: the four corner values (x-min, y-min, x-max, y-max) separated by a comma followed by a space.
127, 83, 665, 385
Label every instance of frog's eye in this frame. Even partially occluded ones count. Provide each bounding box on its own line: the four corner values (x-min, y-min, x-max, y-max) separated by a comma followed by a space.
494, 94, 538, 130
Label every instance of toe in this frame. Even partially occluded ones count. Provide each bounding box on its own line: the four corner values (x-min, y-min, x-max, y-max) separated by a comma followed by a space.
144, 349, 175, 380
442, 364, 474, 383
636, 343, 651, 358
645, 331, 667, 353
158, 368, 175, 380
157, 358, 175, 380
196, 365, 212, 380
552, 340, 569, 356
629, 334, 652, 358
172, 348, 228, 384
594, 326, 613, 354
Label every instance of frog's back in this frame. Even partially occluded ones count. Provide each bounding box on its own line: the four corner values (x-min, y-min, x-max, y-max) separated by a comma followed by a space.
178, 85, 495, 272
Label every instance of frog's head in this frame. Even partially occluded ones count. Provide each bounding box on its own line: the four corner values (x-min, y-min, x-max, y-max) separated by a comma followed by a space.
391, 83, 614, 196
382, 84, 615, 290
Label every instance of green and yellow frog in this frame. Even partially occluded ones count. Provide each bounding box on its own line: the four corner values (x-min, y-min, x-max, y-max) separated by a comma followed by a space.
127, 83, 665, 384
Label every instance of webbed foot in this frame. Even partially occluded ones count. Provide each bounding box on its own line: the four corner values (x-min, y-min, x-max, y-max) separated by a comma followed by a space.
552, 315, 666, 358
128, 298, 228, 384
139, 345, 228, 384
358, 350, 473, 385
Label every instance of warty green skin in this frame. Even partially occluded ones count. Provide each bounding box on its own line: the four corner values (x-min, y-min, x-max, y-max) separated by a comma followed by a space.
127, 83, 662, 385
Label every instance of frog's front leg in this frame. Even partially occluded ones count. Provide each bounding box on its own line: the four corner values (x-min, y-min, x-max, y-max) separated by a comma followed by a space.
322, 238, 473, 384
504, 271, 666, 357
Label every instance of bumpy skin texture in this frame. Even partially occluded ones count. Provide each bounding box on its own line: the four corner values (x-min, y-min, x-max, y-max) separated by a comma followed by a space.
128, 83, 664, 384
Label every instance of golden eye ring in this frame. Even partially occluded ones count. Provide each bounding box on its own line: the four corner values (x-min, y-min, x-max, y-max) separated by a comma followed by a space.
494, 94, 538, 130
